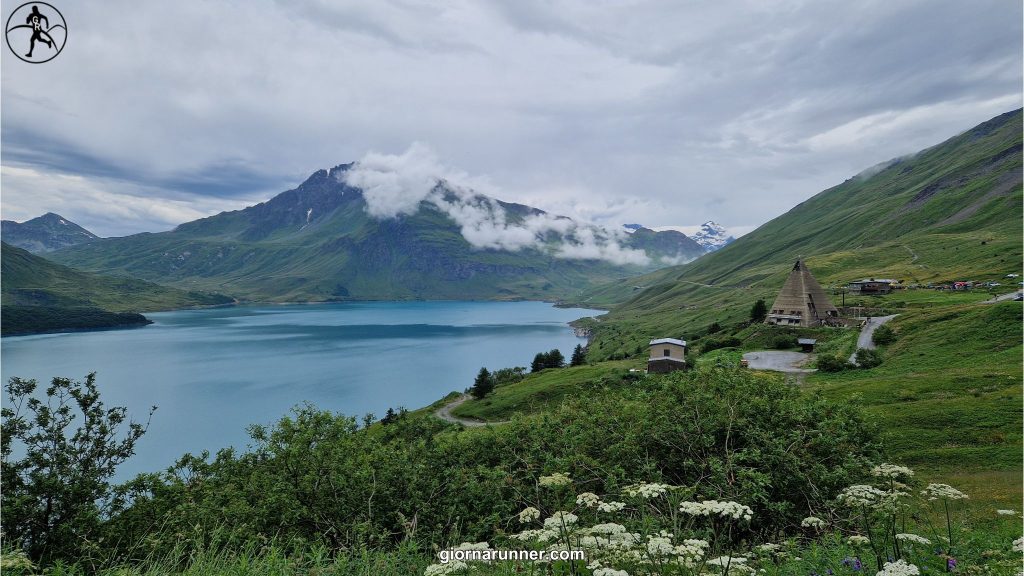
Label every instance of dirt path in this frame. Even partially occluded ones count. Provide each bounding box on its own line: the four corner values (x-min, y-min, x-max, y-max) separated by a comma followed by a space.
434, 394, 508, 427
741, 351, 816, 373
848, 314, 898, 363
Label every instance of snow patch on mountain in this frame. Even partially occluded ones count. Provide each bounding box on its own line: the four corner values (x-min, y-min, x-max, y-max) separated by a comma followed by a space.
690, 221, 734, 251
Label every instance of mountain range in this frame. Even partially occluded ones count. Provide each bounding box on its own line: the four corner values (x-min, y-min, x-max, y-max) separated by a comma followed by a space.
1, 212, 99, 253
45, 166, 706, 302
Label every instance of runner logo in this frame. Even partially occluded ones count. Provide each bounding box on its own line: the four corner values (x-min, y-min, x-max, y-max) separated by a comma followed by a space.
6, 2, 66, 64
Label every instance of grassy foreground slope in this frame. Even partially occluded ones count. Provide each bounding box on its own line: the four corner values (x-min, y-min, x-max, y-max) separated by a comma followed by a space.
577, 109, 1021, 360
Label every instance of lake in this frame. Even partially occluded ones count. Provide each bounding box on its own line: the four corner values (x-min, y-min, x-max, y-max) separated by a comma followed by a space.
0, 301, 597, 478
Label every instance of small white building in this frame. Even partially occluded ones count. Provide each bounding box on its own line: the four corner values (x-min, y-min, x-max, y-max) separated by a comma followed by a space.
647, 338, 687, 373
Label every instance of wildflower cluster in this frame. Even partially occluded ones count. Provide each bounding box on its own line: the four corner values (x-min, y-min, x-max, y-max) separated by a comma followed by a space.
678, 499, 753, 521
538, 472, 572, 487
895, 533, 930, 545
876, 559, 920, 575
623, 482, 671, 499
871, 463, 915, 479
920, 483, 968, 501
420, 463, 1020, 576
800, 516, 826, 529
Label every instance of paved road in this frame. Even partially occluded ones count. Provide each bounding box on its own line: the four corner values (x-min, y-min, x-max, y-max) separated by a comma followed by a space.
849, 314, 898, 363
983, 291, 1023, 304
741, 351, 815, 373
434, 394, 507, 427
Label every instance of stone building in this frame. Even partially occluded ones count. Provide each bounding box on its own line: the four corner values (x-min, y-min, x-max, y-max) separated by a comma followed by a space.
647, 338, 687, 373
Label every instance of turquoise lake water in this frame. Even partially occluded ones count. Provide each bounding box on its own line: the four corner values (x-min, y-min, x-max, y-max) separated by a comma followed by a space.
1, 301, 597, 478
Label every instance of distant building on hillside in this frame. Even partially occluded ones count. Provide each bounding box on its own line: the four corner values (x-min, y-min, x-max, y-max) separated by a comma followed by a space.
798, 338, 817, 352
848, 278, 897, 295
765, 260, 841, 327
647, 338, 687, 373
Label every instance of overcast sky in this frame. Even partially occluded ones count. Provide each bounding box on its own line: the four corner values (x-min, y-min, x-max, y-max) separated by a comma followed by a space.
2, 0, 1021, 238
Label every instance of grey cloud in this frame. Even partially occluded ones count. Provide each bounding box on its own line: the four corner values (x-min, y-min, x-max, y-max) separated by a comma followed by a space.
1, 0, 1020, 238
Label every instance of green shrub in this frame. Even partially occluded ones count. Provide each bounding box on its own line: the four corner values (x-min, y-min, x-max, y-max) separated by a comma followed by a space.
101, 369, 879, 563
872, 324, 896, 346
816, 354, 851, 372
769, 334, 798, 349
701, 336, 742, 353
854, 347, 883, 368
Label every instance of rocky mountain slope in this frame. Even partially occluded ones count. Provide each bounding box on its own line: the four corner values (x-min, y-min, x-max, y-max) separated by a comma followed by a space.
1, 212, 99, 253
48, 166, 704, 302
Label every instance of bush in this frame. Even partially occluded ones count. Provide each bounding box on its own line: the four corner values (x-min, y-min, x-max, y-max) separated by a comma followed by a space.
491, 367, 525, 386
98, 369, 879, 565
854, 347, 883, 369
872, 324, 896, 346
769, 334, 798, 349
701, 336, 742, 353
816, 354, 851, 372
1, 374, 154, 565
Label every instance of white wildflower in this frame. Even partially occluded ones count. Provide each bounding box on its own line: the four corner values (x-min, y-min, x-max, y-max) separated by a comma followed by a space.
847, 535, 871, 546
539, 472, 572, 487
598, 500, 626, 513
624, 482, 671, 498
871, 463, 915, 479
707, 555, 748, 567
518, 507, 540, 523
510, 528, 558, 543
876, 559, 920, 576
1013, 536, 1023, 553
577, 492, 601, 508
646, 535, 676, 557
678, 499, 754, 521
996, 509, 1017, 516
837, 485, 887, 507
801, 516, 826, 528
424, 560, 468, 575
593, 568, 630, 576
675, 538, 709, 561
450, 541, 490, 551
589, 523, 629, 535
896, 533, 931, 545
755, 543, 781, 555
543, 511, 579, 529
921, 483, 968, 501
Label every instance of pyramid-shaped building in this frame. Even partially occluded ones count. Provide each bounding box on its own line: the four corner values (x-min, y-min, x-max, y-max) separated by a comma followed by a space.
764, 260, 840, 327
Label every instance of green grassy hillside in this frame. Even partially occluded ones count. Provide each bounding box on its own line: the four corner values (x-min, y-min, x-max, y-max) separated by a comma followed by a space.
2, 243, 232, 312
576, 109, 1022, 360
1, 243, 232, 335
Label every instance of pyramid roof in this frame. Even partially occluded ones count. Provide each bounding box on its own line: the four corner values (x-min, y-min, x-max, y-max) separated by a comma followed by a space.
765, 260, 840, 327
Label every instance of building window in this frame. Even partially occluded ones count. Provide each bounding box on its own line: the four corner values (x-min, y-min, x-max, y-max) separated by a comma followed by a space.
663, 349, 671, 357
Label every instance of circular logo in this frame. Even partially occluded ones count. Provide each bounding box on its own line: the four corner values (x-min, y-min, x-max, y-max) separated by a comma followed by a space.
5, 2, 66, 64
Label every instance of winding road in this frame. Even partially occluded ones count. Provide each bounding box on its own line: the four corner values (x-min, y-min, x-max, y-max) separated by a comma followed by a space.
434, 394, 508, 427
848, 315, 898, 363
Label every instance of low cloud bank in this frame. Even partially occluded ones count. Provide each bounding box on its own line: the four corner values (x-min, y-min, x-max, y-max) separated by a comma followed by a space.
341, 144, 651, 266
